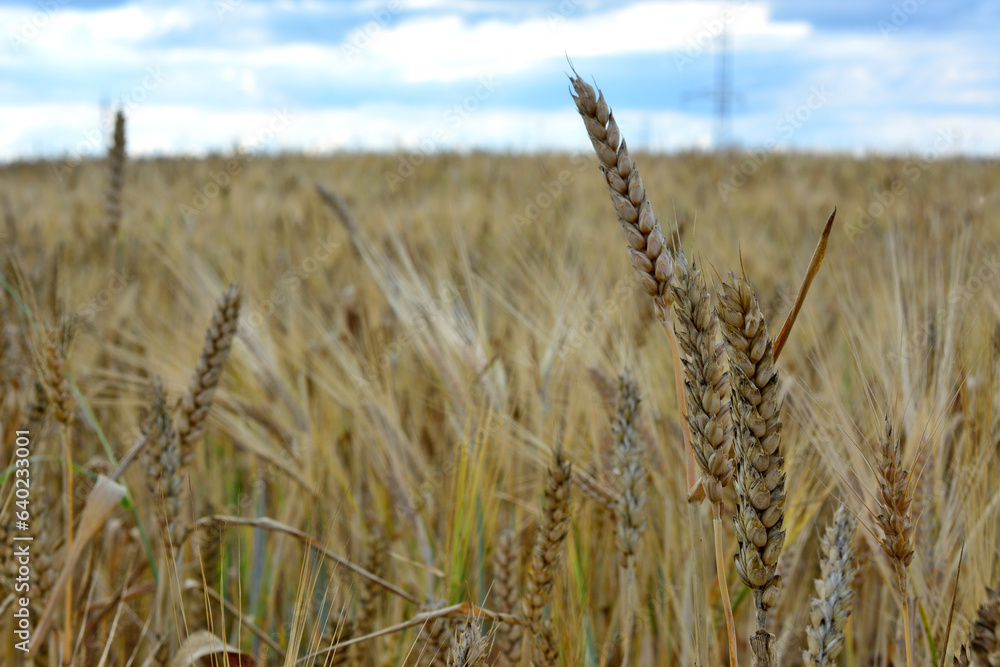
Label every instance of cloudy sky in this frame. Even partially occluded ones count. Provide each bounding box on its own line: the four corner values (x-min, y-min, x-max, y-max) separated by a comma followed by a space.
1, 0, 998, 161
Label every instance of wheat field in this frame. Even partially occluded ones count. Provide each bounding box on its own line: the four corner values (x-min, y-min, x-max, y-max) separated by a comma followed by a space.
1, 89, 999, 666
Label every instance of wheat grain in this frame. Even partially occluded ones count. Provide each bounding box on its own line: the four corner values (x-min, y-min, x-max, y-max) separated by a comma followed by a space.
177, 283, 241, 465
803, 505, 858, 667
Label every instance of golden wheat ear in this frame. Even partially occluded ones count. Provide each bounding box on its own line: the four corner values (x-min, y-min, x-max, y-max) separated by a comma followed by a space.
568, 71, 673, 311
491, 526, 523, 665
717, 274, 786, 666
176, 283, 241, 465
522, 446, 571, 666
874, 417, 917, 667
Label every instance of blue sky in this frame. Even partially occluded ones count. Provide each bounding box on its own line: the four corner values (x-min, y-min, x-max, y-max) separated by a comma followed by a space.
1, 0, 999, 160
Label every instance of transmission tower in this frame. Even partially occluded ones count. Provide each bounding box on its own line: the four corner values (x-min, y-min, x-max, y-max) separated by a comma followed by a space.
682, 25, 743, 149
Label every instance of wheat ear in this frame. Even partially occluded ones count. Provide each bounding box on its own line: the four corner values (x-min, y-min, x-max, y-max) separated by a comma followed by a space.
523, 446, 572, 665
143, 378, 183, 545
106, 109, 126, 239
955, 584, 1000, 665
43, 324, 75, 660
417, 599, 452, 667
612, 372, 646, 665
354, 524, 387, 665
803, 505, 858, 666
875, 418, 915, 667
491, 527, 522, 665
176, 284, 241, 465
447, 621, 490, 667
673, 253, 734, 504
674, 253, 740, 665
568, 74, 673, 311
717, 275, 786, 666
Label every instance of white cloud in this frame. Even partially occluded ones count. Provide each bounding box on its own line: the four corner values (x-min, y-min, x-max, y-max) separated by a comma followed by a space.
0, 1, 997, 159
362, 2, 810, 82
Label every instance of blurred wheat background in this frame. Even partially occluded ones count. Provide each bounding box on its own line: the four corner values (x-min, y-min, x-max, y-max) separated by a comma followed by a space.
1, 124, 999, 665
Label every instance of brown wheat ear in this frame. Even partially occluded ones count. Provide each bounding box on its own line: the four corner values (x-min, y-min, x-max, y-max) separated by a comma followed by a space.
875, 417, 916, 666
176, 283, 241, 465
106, 109, 126, 238
491, 526, 522, 665
955, 583, 1000, 666
673, 252, 734, 504
568, 71, 673, 312
143, 378, 183, 546
523, 445, 572, 665
717, 274, 786, 666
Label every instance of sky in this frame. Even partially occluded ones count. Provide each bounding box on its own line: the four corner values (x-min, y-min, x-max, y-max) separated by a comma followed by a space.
1, 0, 999, 161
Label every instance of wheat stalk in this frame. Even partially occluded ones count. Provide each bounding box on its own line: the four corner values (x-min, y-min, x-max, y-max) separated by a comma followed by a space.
874, 418, 915, 667
803, 505, 858, 666
176, 283, 241, 465
717, 275, 786, 666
